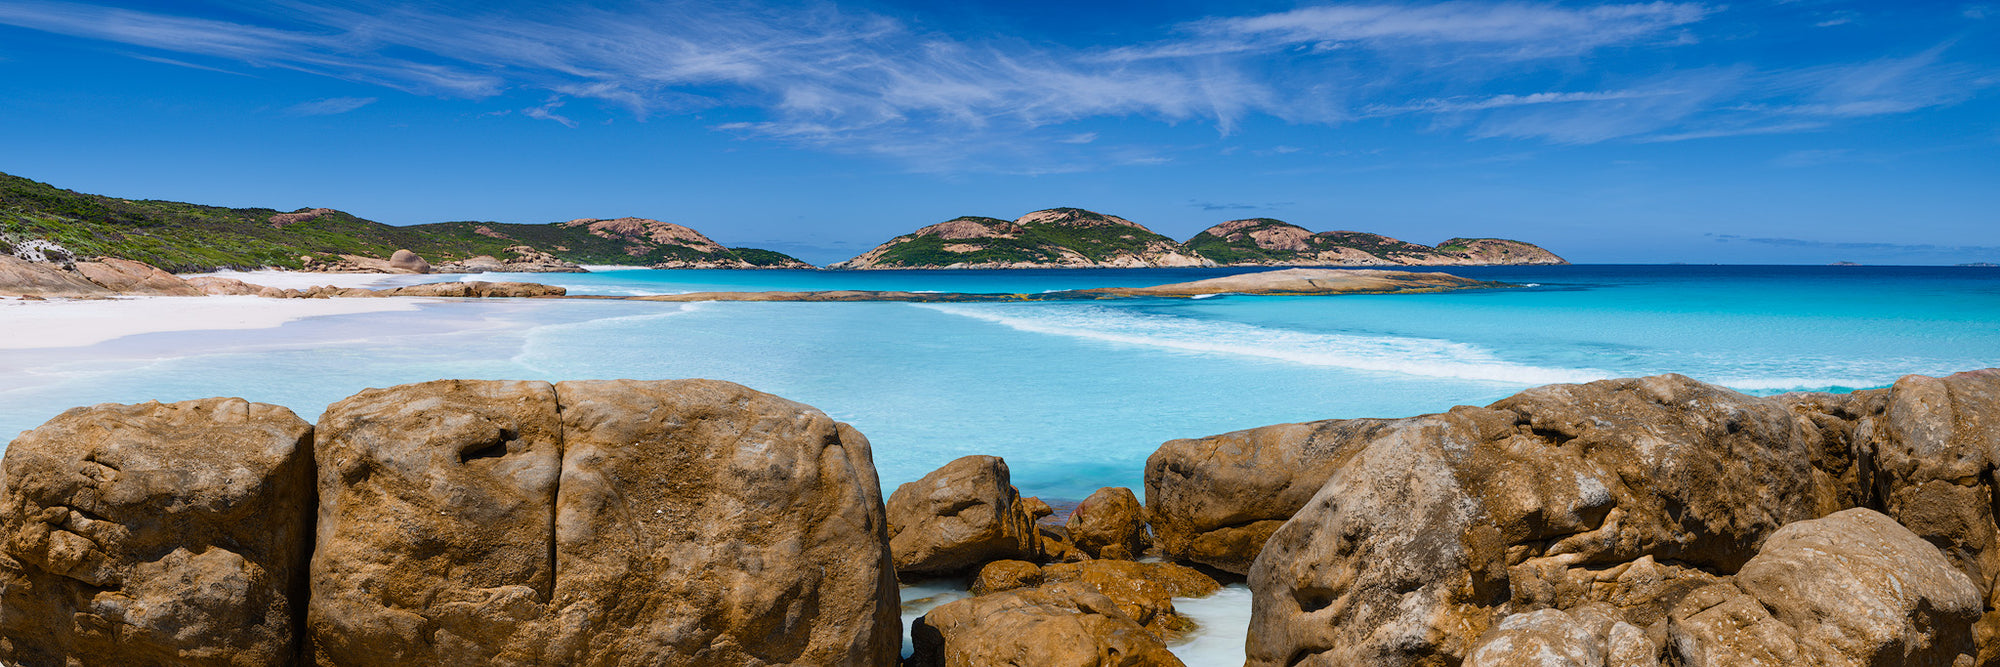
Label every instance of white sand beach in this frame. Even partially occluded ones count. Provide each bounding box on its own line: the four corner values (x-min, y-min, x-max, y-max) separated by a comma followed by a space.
0, 295, 429, 350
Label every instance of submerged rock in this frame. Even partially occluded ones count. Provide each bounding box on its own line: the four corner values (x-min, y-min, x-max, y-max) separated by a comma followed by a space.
0, 398, 315, 666
886, 455, 1042, 576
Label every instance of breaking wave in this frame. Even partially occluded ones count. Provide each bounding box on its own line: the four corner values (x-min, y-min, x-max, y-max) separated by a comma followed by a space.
917, 303, 1607, 385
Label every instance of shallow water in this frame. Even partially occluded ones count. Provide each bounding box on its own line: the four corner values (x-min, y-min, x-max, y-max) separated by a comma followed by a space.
3, 264, 1996, 663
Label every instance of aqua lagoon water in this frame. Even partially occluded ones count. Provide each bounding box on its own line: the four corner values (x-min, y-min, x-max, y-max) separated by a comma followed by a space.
2, 265, 1996, 662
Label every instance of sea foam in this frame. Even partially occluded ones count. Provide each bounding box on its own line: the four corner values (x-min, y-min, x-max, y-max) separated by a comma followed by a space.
918, 303, 1606, 385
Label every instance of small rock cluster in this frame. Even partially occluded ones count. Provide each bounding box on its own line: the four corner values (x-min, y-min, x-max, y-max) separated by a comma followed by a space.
885, 456, 1215, 666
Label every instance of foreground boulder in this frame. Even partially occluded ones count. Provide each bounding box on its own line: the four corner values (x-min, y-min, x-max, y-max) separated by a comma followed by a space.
1245, 374, 1835, 665
1146, 418, 1401, 573
386, 249, 431, 274
1040, 560, 1220, 641
308, 378, 898, 665
1678, 507, 1980, 666
0, 398, 315, 666
907, 582, 1185, 667
886, 455, 1041, 576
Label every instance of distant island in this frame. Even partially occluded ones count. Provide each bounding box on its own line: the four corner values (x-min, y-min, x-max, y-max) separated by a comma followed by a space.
823, 210, 1564, 269
2, 170, 1564, 272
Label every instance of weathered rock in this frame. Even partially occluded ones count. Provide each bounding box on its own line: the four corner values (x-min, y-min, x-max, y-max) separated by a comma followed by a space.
531, 379, 898, 665
1066, 487, 1148, 560
0, 398, 315, 666
972, 560, 1043, 595
307, 379, 565, 666
1466, 604, 1658, 667
71, 258, 203, 296
376, 281, 565, 298
185, 276, 264, 296
1040, 560, 1220, 640
1245, 374, 1833, 666
1147, 417, 1403, 574
907, 581, 1185, 667
0, 254, 110, 297
386, 249, 431, 274
1733, 507, 1980, 666
886, 455, 1041, 576
306, 378, 899, 665
1665, 583, 1803, 666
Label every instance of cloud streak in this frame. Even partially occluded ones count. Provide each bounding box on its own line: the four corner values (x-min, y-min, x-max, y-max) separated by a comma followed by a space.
0, 0, 1990, 169
285, 96, 377, 116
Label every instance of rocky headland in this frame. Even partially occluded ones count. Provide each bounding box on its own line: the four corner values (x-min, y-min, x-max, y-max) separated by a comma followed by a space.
5, 369, 1999, 665
832, 210, 1566, 270
1184, 218, 1567, 267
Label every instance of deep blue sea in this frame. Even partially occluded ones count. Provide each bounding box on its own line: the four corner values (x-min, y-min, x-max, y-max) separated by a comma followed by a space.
3, 264, 1996, 662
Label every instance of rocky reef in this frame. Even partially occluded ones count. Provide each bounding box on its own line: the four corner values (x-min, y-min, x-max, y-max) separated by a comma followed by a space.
4, 369, 1997, 666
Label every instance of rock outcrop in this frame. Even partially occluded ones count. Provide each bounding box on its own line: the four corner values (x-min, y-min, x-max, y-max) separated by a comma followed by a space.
432, 246, 586, 273
1669, 508, 1980, 666
886, 455, 1041, 576
1219, 369, 2000, 667
1066, 487, 1149, 560
385, 249, 431, 274
0, 254, 205, 297
557, 217, 814, 269
0, 398, 316, 666
906, 582, 1186, 667
832, 208, 1212, 270
0, 379, 898, 666
1147, 418, 1389, 574
308, 378, 899, 665
1183, 218, 1567, 266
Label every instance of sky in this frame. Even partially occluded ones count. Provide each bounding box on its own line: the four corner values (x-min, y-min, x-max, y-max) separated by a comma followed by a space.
0, 1, 1996, 265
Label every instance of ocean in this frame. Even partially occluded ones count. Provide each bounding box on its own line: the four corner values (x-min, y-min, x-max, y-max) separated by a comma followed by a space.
4, 264, 1996, 663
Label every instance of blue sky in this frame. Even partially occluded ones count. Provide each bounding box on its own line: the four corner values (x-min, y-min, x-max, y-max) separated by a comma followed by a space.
1, 1, 1995, 264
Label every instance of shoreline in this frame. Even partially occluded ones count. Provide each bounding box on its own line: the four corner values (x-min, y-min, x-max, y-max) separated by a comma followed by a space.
0, 294, 431, 351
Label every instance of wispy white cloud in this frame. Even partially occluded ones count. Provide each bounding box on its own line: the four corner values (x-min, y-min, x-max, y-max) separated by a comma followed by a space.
0, 0, 1989, 169
1771, 148, 1851, 167
1158, 1, 1714, 60
285, 96, 377, 116
523, 99, 577, 128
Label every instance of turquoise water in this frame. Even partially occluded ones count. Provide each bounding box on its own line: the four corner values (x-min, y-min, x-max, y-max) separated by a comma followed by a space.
4, 266, 1998, 501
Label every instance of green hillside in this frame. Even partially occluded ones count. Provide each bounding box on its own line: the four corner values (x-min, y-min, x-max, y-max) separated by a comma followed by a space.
0, 171, 807, 271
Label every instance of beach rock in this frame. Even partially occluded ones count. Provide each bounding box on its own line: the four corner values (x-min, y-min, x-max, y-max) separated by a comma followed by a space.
1147, 418, 1392, 573
71, 258, 203, 296
1244, 374, 1832, 666
1732, 507, 1980, 666
1783, 368, 2000, 661
973, 560, 1044, 595
906, 581, 1185, 667
886, 455, 1041, 576
307, 379, 565, 666
0, 254, 110, 297
376, 281, 565, 298
1040, 560, 1220, 640
531, 379, 898, 665
386, 249, 431, 274
1066, 487, 1148, 560
184, 275, 264, 296
1665, 583, 1804, 666
1465, 604, 1657, 667
307, 378, 900, 665
433, 246, 586, 274
0, 398, 315, 667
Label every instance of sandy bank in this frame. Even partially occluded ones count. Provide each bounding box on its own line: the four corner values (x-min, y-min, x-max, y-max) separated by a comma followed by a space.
0, 295, 429, 350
